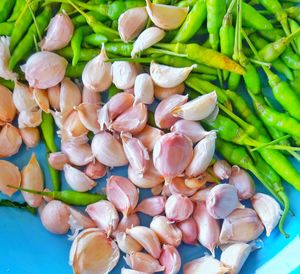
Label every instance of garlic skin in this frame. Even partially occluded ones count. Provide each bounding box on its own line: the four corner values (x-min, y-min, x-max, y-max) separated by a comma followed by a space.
184, 176, 208, 190
176, 217, 198, 245
133, 73, 154, 105
62, 141, 93, 167
168, 177, 197, 197
112, 61, 137, 90
145, 0, 188, 30
115, 214, 140, 235
69, 207, 96, 230
84, 160, 107, 180
82, 45, 112, 92
118, 7, 148, 42
33, 88, 50, 113
251, 193, 282, 237
134, 125, 164, 152
75, 103, 101, 134
159, 245, 181, 274
150, 215, 182, 247
0, 36, 17, 80
0, 85, 16, 124
132, 27, 165, 57
22, 51, 67, 89
107, 92, 134, 120
48, 152, 69, 171
165, 194, 194, 222
219, 208, 264, 244
116, 232, 143, 254
62, 110, 88, 139
82, 86, 101, 105
0, 123, 22, 158
154, 83, 185, 100
48, 84, 61, 111
0, 160, 21, 196
18, 109, 42, 128
213, 160, 232, 180
150, 62, 195, 88
19, 127, 40, 148
13, 82, 36, 112
135, 196, 165, 216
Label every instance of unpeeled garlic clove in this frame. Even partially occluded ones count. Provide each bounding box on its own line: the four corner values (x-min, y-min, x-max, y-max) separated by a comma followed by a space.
107, 92, 134, 120
12, 82, 36, 112
0, 123, 22, 157
155, 94, 188, 129
86, 200, 119, 236
165, 194, 194, 222
159, 245, 181, 274
118, 7, 148, 42
0, 160, 21, 196
213, 160, 232, 180
251, 193, 282, 237
48, 152, 69, 171
219, 208, 264, 244
63, 164, 96, 192
75, 103, 101, 134
19, 127, 40, 148
62, 110, 88, 138
0, 84, 16, 123
134, 196, 165, 216
114, 213, 140, 235
185, 131, 216, 178
154, 83, 185, 101
48, 84, 61, 111
131, 27, 165, 57
150, 62, 195, 88
190, 186, 214, 202
133, 73, 154, 105
145, 0, 188, 30
69, 207, 96, 229
125, 252, 164, 273
168, 177, 197, 197
121, 268, 148, 274
107, 175, 139, 216
112, 61, 137, 90
0, 37, 17, 80
21, 51, 67, 89
62, 141, 93, 166
82, 86, 101, 105
176, 217, 198, 245
116, 232, 143, 254
134, 125, 164, 152
184, 175, 208, 190
18, 109, 42, 128
33, 88, 50, 113
84, 160, 107, 179
150, 215, 182, 247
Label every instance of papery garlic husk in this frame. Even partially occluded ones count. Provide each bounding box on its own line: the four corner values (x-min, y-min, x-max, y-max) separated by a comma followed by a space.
62, 141, 93, 166
213, 160, 232, 180
107, 92, 134, 120
172, 91, 217, 121
116, 232, 143, 254
114, 213, 140, 235
33, 88, 50, 113
48, 152, 69, 171
155, 94, 188, 129
206, 184, 242, 219
75, 103, 101, 134
150, 215, 182, 247
97, 104, 111, 131
219, 208, 264, 244
133, 73, 154, 105
193, 202, 220, 256
159, 244, 181, 274
12, 82, 36, 112
86, 200, 119, 236
84, 160, 107, 180
185, 131, 216, 178
184, 255, 230, 274
19, 127, 40, 148
125, 252, 165, 273
153, 132, 193, 179
145, 0, 188, 30
91, 131, 128, 167
118, 7, 148, 42
0, 160, 21, 196
132, 27, 165, 57
64, 164, 96, 192
176, 217, 198, 245
0, 123, 22, 157
168, 177, 197, 197
0, 36, 17, 80
0, 84, 16, 123
134, 125, 164, 152
18, 108, 42, 128
229, 166, 256, 200
190, 186, 214, 202
154, 83, 185, 100
21, 51, 67, 89
135, 196, 165, 216
150, 61, 195, 88
121, 268, 148, 274
70, 228, 120, 274
82, 86, 101, 105
165, 194, 194, 222
107, 175, 139, 216
48, 84, 61, 111
40, 12, 74, 51
251, 193, 282, 237
82, 45, 112, 92
62, 110, 88, 139
220, 243, 251, 274
112, 61, 137, 90
127, 226, 162, 258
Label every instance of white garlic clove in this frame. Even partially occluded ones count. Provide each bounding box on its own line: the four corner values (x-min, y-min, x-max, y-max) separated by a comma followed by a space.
112, 61, 137, 90
213, 160, 232, 180
75, 103, 101, 134
116, 232, 143, 254
176, 217, 198, 245
168, 177, 197, 197
13, 82, 36, 112
134, 125, 164, 152
0, 37, 17, 80
165, 194, 194, 222
18, 109, 42, 128
125, 252, 164, 273
133, 73, 154, 105
0, 123, 22, 158
135, 196, 165, 217
48, 152, 69, 171
0, 84, 16, 123
84, 160, 107, 180
48, 84, 61, 111
19, 127, 40, 148
154, 83, 185, 101
107, 92, 134, 120
159, 244, 181, 274
62, 141, 93, 166
33, 88, 50, 113
82, 86, 101, 105
114, 214, 140, 235
0, 160, 21, 196
50, 110, 63, 129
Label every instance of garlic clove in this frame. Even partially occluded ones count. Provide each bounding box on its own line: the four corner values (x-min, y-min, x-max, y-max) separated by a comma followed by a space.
62, 110, 89, 139
33, 88, 50, 113
118, 7, 148, 42
82, 86, 101, 105
12, 82, 36, 113
22, 51, 67, 89
84, 160, 107, 180
213, 160, 232, 180
50, 110, 63, 129
114, 213, 140, 235
165, 194, 194, 222
0, 84, 16, 123
48, 84, 61, 111
251, 193, 282, 237
190, 186, 214, 202
184, 175, 208, 190
116, 232, 143, 254
18, 108, 42, 128
159, 244, 181, 274
176, 217, 198, 245
112, 61, 137, 90
125, 252, 164, 273
135, 196, 165, 216
145, 0, 188, 30
132, 27, 165, 57
203, 105, 219, 122
127, 226, 162, 258
97, 103, 111, 131
133, 73, 154, 105
154, 83, 185, 101
134, 125, 164, 152
69, 207, 96, 229
75, 103, 101, 134
150, 215, 182, 247
107, 92, 134, 120
0, 123, 22, 157
168, 177, 197, 197
0, 160, 21, 196
48, 152, 69, 171
62, 141, 93, 166
63, 164, 96, 192
121, 268, 148, 274
0, 37, 17, 80
150, 61, 195, 88
155, 94, 188, 129
19, 127, 40, 148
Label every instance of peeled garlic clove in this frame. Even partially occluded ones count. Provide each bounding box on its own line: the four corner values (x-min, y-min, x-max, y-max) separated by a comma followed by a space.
150, 216, 182, 247
111, 103, 147, 134
0, 160, 21, 196
33, 88, 50, 113
229, 166, 256, 200
220, 243, 251, 274
127, 226, 162, 258
116, 232, 143, 254
0, 84, 16, 123
22, 51, 67, 89
62, 110, 88, 138
107, 175, 139, 216
18, 109, 42, 128
107, 92, 134, 120
155, 94, 188, 129
168, 177, 197, 197
132, 27, 165, 57
118, 7, 148, 42
115, 213, 140, 235
172, 91, 217, 121
62, 141, 93, 166
220, 208, 264, 244
176, 217, 198, 245
135, 196, 165, 216
82, 86, 101, 105
145, 0, 188, 30
134, 125, 164, 152
150, 62, 195, 88
64, 164, 96, 192
159, 245, 181, 274
133, 73, 154, 105
48, 152, 69, 171
153, 132, 193, 179
19, 127, 40, 148
12, 82, 36, 112
154, 83, 185, 101
86, 200, 119, 236
251, 193, 281, 237
75, 103, 100, 134
165, 194, 194, 222
193, 202, 220, 256
185, 131, 216, 178
213, 160, 232, 180
125, 252, 164, 273
112, 61, 137, 90
0, 123, 22, 157
0, 37, 17, 80
121, 268, 148, 274
84, 160, 107, 179
91, 131, 128, 167
48, 84, 61, 111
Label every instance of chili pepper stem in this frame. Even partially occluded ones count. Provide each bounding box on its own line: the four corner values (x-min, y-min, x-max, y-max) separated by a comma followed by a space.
248, 58, 271, 68
250, 135, 291, 152
7, 185, 54, 197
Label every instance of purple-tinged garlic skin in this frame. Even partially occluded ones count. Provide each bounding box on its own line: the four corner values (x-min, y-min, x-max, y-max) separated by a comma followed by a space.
116, 232, 143, 254
213, 160, 232, 180
82, 86, 101, 105
159, 244, 181, 274
0, 160, 21, 196
107, 92, 134, 120
165, 194, 194, 222
190, 186, 214, 202
0, 123, 22, 158
176, 217, 198, 245
135, 196, 165, 217
84, 160, 107, 180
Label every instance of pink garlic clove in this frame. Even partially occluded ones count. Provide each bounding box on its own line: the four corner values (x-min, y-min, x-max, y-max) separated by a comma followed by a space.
107, 92, 134, 120
48, 84, 61, 111
124, 87, 135, 95
12, 82, 36, 113
18, 109, 42, 128
84, 160, 107, 179
134, 125, 164, 152
33, 88, 50, 113
165, 194, 194, 222
114, 213, 140, 235
125, 252, 164, 273
135, 196, 165, 216
116, 232, 143, 254
82, 86, 101, 105
0, 160, 21, 196
62, 140, 93, 166
159, 245, 181, 274
0, 123, 22, 157
69, 207, 96, 229
19, 127, 40, 148
154, 83, 185, 101
48, 152, 69, 171
213, 160, 232, 180
190, 186, 214, 202
162, 183, 172, 197
75, 103, 101, 134
0, 84, 16, 123
112, 61, 137, 90
133, 73, 154, 105
62, 110, 89, 138
176, 217, 198, 245
168, 177, 197, 197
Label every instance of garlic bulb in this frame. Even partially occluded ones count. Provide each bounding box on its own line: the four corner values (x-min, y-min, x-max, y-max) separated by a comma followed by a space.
125, 252, 164, 273
13, 82, 36, 112
0, 123, 22, 158
165, 194, 194, 222
133, 73, 154, 105
0, 160, 21, 196
159, 245, 181, 274
0, 84, 16, 124
116, 232, 143, 254
112, 61, 137, 90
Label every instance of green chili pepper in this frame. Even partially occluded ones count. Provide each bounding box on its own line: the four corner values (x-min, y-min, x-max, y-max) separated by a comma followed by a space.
71, 11, 108, 27
289, 19, 300, 54
289, 70, 300, 95
65, 62, 86, 78
83, 33, 108, 47
281, 47, 300, 69
7, 0, 25, 22
0, 199, 36, 214
176, 0, 197, 8
227, 73, 241, 90
57, 47, 98, 61
259, 29, 285, 41
0, 22, 14, 36
0, 0, 15, 23
0, 78, 14, 90
108, 84, 121, 99
285, 6, 300, 23
59, 2, 73, 12
148, 111, 156, 128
